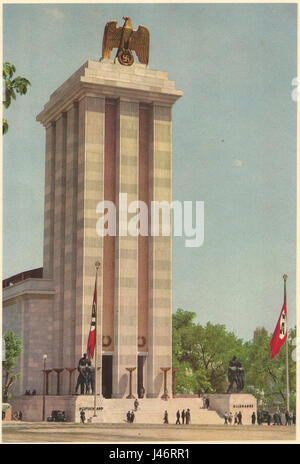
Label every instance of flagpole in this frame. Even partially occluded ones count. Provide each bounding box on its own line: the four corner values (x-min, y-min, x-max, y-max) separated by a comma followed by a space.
283, 274, 289, 413
94, 260, 101, 417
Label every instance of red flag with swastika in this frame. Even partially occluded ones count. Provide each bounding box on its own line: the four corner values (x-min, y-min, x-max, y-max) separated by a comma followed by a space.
270, 298, 287, 360
87, 277, 97, 360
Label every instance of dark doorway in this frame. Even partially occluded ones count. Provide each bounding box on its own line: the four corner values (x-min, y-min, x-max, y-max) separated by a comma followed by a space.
102, 355, 112, 398
137, 355, 146, 398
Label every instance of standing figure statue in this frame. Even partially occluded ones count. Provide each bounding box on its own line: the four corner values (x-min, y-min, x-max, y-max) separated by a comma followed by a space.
226, 356, 238, 393
236, 361, 245, 392
86, 361, 95, 394
75, 353, 88, 394
226, 356, 245, 393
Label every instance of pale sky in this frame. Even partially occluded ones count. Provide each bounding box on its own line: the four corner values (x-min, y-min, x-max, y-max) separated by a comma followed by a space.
2, 3, 297, 341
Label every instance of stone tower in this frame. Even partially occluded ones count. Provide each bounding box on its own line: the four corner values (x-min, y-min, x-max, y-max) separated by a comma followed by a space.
35, 55, 182, 398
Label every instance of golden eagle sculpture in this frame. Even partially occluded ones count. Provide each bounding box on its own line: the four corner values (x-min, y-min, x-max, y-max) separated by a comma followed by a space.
102, 16, 150, 66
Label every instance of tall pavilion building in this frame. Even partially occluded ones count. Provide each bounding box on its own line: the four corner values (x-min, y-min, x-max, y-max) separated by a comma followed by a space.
3, 19, 183, 400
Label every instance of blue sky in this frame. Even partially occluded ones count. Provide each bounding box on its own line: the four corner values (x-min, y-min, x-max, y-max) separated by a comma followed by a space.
3, 3, 297, 341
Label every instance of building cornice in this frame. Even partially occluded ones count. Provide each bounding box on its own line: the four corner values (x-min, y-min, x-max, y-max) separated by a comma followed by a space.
3, 278, 55, 305
37, 60, 183, 127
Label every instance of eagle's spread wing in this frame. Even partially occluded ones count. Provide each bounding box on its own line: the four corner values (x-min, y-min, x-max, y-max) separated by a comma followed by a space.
129, 25, 150, 65
102, 21, 122, 59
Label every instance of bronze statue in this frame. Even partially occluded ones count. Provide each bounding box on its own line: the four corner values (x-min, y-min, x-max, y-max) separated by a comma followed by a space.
226, 356, 245, 393
75, 353, 88, 394
102, 16, 149, 66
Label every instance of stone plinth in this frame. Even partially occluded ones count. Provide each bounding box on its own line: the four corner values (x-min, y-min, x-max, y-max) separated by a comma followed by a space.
207, 394, 257, 425
10, 396, 224, 425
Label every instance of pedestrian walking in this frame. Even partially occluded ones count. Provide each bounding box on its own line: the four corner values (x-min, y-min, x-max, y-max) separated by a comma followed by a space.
176, 410, 181, 424
251, 411, 256, 425
228, 412, 233, 425
163, 410, 169, 424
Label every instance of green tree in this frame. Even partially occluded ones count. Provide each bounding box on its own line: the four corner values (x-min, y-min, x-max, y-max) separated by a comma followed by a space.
2, 330, 22, 402
2, 62, 31, 134
243, 327, 296, 411
172, 309, 244, 394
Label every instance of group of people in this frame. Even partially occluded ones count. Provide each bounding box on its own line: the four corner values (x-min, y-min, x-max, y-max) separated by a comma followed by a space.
224, 411, 243, 425
251, 410, 296, 426
126, 410, 135, 423
175, 409, 191, 425
284, 410, 296, 426
24, 389, 36, 395
202, 396, 210, 409
75, 353, 95, 395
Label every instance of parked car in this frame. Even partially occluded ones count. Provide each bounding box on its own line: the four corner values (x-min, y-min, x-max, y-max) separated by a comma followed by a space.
259, 410, 271, 423
47, 410, 66, 422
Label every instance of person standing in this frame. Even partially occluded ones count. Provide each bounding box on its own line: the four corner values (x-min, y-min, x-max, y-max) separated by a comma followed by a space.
181, 409, 186, 425
80, 409, 86, 424
251, 411, 256, 425
292, 411, 296, 425
134, 399, 139, 411
163, 410, 169, 424
234, 412, 238, 425
267, 412, 271, 426
186, 409, 191, 425
176, 410, 181, 424
224, 411, 228, 425
237, 411, 242, 425
228, 412, 233, 425
285, 410, 290, 426
257, 411, 261, 425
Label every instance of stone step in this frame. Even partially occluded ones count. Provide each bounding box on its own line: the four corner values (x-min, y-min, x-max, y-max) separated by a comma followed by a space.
91, 406, 223, 425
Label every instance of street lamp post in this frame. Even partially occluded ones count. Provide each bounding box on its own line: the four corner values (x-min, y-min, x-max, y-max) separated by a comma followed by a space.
42, 354, 47, 421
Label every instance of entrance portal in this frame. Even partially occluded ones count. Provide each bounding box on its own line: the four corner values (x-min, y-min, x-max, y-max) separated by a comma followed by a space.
137, 355, 146, 398
102, 355, 112, 398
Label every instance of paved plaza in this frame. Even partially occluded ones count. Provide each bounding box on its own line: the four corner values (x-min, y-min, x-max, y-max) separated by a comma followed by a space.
2, 422, 296, 443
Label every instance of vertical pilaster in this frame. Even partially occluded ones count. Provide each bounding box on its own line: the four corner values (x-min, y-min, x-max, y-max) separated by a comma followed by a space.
43, 123, 56, 279
147, 104, 173, 397
76, 96, 105, 392
103, 101, 116, 352
53, 115, 67, 368
63, 103, 79, 377
138, 105, 150, 355
113, 99, 139, 398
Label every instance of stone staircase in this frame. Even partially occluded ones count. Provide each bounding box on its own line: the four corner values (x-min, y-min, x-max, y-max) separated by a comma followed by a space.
87, 398, 223, 425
